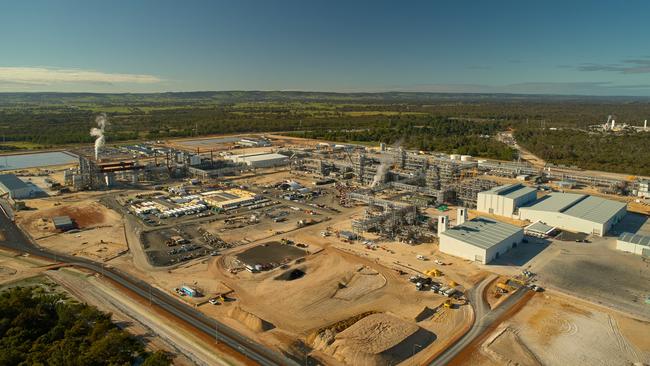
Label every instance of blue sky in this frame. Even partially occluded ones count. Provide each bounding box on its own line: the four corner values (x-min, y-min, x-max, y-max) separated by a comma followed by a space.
1, 0, 650, 95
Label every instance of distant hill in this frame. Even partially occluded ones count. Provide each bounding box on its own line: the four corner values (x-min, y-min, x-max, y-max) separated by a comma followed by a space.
1, 90, 649, 106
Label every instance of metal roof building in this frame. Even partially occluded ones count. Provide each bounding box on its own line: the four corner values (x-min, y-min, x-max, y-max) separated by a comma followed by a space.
52, 216, 75, 231
227, 153, 288, 168
518, 193, 626, 236
477, 183, 537, 218
0, 174, 35, 199
616, 232, 650, 257
524, 221, 556, 237
439, 217, 524, 264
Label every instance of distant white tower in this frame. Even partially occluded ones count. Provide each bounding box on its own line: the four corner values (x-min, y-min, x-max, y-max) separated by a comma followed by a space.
457, 207, 467, 226
437, 215, 448, 236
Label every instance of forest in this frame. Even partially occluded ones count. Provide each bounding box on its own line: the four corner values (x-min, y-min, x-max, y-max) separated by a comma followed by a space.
514, 127, 650, 176
0, 286, 171, 366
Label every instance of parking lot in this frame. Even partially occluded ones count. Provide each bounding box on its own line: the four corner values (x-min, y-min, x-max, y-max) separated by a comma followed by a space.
527, 215, 650, 318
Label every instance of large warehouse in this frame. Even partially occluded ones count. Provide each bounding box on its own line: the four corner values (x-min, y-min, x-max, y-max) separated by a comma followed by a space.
0, 174, 35, 199
439, 217, 524, 264
227, 153, 288, 168
477, 183, 537, 217
616, 232, 650, 257
518, 193, 626, 236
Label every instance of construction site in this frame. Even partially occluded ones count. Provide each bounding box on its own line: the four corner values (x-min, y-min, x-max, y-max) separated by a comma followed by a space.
2, 126, 650, 366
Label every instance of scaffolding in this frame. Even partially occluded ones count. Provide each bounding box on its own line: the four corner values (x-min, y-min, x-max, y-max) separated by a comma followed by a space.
456, 178, 499, 207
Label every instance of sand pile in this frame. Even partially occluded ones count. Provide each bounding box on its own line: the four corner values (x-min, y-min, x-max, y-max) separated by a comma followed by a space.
228, 306, 274, 332
333, 266, 386, 301
316, 313, 434, 366
484, 326, 541, 366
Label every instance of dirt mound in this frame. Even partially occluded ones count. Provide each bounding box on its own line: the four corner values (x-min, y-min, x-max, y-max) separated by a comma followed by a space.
414, 306, 436, 322
48, 202, 107, 228
316, 313, 435, 365
484, 326, 541, 366
333, 267, 386, 301
227, 306, 274, 332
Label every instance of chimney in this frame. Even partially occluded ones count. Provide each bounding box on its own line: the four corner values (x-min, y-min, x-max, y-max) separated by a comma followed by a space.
645, 120, 648, 131
457, 207, 467, 226
437, 215, 448, 235
611, 119, 616, 129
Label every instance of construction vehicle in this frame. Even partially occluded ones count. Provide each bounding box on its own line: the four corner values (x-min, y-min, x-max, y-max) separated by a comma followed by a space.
443, 299, 453, 308
496, 282, 514, 293
425, 268, 443, 277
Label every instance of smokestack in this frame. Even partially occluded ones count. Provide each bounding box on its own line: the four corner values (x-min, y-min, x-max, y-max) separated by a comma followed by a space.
437, 215, 448, 236
457, 207, 467, 226
645, 120, 647, 131
611, 119, 616, 130
89, 113, 108, 159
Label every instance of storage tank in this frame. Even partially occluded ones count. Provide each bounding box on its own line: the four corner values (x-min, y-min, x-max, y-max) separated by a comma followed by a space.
460, 155, 472, 161
450, 154, 461, 160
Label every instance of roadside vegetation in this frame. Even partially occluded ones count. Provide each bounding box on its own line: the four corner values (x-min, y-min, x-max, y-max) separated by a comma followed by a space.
0, 286, 171, 366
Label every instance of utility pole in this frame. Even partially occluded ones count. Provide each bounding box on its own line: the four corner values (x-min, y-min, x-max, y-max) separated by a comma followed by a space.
215, 323, 219, 344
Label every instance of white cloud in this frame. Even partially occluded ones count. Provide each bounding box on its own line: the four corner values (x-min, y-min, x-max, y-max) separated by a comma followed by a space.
0, 66, 161, 85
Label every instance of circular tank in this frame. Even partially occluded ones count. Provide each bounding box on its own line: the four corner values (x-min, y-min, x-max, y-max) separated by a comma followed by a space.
449, 154, 461, 160
460, 155, 472, 161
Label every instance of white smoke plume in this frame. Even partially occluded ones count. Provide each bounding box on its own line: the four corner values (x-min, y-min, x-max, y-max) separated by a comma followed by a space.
90, 113, 108, 159
371, 140, 402, 187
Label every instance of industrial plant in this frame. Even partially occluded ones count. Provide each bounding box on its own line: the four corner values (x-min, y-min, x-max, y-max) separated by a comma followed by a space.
1, 122, 649, 366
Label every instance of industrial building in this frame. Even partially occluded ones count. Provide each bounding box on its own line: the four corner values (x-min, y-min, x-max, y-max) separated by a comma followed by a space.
201, 188, 261, 210
52, 216, 75, 231
518, 193, 626, 236
476, 183, 537, 217
0, 174, 35, 199
524, 221, 556, 238
616, 232, 650, 257
237, 137, 271, 147
227, 153, 288, 168
438, 217, 524, 264
637, 180, 650, 198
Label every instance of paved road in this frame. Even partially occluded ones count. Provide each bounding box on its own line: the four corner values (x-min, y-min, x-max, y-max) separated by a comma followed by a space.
0, 203, 298, 366
429, 275, 530, 366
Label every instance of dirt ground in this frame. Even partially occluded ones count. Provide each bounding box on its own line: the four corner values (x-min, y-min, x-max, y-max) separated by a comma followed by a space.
16, 193, 128, 262
0, 249, 53, 285
460, 292, 650, 366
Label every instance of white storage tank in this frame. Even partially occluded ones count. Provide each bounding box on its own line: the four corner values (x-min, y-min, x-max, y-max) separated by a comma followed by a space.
450, 154, 461, 160
460, 155, 472, 161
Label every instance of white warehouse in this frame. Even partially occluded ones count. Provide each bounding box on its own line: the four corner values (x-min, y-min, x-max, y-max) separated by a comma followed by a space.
518, 193, 626, 236
439, 217, 524, 264
616, 232, 650, 257
227, 153, 288, 168
477, 183, 537, 217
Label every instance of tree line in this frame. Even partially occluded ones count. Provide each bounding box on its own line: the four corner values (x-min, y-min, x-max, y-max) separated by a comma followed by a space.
0, 286, 171, 366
